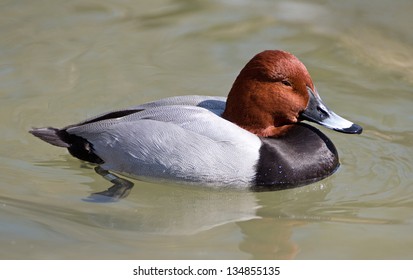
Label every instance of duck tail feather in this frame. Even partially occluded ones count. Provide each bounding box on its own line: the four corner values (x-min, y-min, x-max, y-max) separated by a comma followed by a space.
29, 127, 70, 148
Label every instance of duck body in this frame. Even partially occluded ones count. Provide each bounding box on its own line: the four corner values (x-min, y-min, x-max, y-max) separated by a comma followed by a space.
31, 95, 338, 189
30, 50, 361, 193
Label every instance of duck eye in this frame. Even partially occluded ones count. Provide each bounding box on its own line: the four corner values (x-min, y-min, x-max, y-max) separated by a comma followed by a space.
281, 80, 292, 87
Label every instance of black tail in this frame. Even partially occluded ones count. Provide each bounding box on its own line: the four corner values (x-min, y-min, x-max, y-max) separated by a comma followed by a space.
29, 127, 104, 164
29, 127, 70, 147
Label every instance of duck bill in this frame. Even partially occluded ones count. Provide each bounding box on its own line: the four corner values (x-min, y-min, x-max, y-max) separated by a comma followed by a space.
300, 87, 363, 134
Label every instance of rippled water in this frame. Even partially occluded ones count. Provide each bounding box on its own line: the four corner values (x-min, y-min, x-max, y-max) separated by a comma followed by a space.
1, 0, 412, 259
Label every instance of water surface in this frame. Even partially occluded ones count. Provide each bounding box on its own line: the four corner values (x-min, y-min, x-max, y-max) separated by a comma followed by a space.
1, 0, 412, 259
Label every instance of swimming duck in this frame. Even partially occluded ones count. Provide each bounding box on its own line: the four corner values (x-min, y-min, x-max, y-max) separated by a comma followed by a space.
30, 50, 362, 198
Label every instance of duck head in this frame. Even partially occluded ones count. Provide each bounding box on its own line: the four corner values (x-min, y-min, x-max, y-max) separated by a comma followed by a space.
222, 50, 363, 137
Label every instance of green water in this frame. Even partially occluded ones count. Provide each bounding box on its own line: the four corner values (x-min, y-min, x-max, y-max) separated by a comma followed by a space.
1, 0, 412, 259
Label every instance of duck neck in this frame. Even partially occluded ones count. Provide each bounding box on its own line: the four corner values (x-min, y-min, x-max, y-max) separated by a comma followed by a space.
222, 81, 291, 138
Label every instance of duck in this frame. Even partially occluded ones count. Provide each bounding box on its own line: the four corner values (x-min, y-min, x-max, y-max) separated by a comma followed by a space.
30, 50, 362, 199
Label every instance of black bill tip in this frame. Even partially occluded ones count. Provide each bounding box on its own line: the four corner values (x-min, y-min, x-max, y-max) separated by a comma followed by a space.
334, 123, 363, 134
